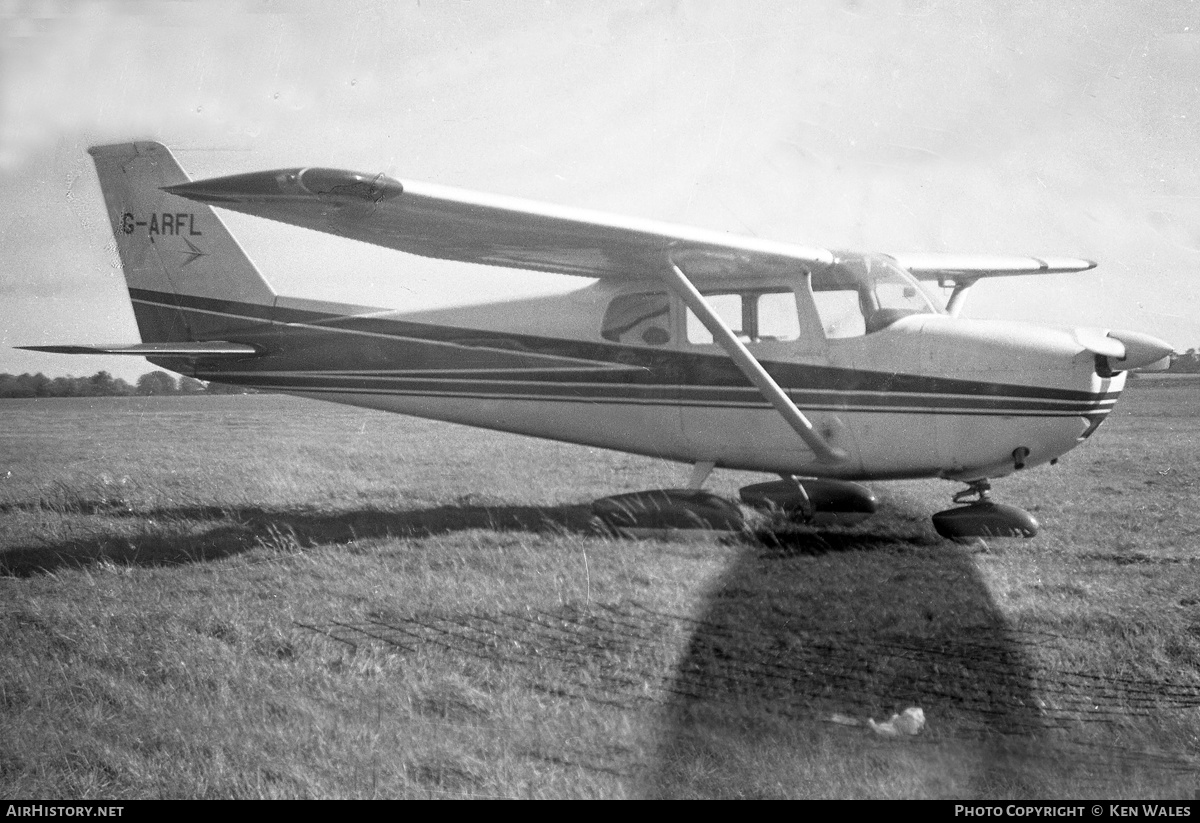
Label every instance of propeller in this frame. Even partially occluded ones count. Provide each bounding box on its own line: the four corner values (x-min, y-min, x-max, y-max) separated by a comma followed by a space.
1075, 328, 1175, 373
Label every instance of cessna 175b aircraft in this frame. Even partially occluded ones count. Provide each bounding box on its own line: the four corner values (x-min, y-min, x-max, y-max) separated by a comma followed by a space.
22, 141, 1176, 539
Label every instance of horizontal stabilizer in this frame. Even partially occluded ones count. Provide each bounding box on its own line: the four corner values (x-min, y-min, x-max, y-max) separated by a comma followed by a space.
18, 342, 261, 358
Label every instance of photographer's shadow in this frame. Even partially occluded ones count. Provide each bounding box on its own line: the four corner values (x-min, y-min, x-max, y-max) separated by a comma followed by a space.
643, 526, 1054, 799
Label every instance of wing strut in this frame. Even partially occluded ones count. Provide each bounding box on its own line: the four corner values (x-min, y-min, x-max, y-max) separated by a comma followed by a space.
662, 260, 849, 464
943, 277, 978, 317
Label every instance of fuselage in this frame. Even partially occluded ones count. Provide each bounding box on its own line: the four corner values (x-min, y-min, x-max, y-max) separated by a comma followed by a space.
140, 274, 1120, 484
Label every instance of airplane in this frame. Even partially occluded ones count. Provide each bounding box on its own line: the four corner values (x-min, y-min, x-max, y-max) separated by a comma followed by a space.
20, 141, 1176, 540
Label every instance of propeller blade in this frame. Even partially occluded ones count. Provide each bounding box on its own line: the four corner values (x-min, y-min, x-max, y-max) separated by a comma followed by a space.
1073, 328, 1126, 359
1106, 329, 1175, 370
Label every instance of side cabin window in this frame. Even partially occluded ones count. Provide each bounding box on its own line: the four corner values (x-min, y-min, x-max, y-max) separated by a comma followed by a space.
685, 289, 801, 345
811, 254, 936, 339
601, 292, 672, 346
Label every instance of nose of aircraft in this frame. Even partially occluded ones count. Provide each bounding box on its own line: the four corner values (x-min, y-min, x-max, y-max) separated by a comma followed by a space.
1075, 327, 1174, 372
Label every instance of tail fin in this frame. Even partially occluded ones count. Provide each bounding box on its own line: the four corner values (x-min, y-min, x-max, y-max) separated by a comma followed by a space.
89, 141, 276, 343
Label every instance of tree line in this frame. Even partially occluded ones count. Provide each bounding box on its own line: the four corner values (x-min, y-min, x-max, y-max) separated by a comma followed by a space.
1167, 349, 1200, 374
0, 371, 254, 398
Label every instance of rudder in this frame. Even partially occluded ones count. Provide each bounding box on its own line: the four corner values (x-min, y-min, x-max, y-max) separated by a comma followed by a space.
89, 141, 276, 343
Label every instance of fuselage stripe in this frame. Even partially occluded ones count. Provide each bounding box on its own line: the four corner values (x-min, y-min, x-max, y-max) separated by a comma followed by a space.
259, 383, 1112, 418
200, 374, 1116, 414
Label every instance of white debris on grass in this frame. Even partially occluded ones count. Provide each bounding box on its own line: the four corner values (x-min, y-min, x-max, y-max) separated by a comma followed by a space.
867, 707, 926, 737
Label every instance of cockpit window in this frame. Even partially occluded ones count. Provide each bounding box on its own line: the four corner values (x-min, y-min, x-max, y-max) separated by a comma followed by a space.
601, 292, 671, 346
811, 253, 934, 339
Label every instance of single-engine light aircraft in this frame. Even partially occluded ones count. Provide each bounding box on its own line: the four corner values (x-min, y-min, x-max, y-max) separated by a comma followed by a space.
22, 142, 1176, 539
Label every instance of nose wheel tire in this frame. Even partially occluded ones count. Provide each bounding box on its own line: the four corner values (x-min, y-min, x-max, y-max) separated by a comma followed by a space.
933, 480, 1039, 540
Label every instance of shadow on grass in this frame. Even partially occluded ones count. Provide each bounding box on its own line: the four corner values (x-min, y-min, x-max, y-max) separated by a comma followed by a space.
0, 492, 933, 578
644, 535, 1058, 798
0, 501, 599, 577
643, 529, 1197, 799
642, 534, 1109, 799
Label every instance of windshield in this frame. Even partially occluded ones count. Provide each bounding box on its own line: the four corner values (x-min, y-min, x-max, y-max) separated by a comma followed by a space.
810, 253, 936, 338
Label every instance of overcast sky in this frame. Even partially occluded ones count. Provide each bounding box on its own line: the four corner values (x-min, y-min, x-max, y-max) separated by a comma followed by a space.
1, 0, 1197, 382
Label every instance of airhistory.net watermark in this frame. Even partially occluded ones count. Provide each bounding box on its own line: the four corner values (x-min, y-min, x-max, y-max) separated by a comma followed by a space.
5, 808, 123, 817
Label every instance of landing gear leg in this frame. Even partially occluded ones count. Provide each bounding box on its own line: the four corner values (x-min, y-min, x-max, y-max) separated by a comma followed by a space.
932, 479, 1039, 544
948, 480, 994, 549
952, 479, 993, 506
686, 461, 716, 490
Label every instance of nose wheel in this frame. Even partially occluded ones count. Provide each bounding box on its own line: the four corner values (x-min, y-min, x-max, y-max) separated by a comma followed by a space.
933, 479, 1039, 542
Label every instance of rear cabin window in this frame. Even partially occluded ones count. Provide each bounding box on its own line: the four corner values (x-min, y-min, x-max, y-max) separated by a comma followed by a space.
685, 289, 801, 345
601, 292, 671, 346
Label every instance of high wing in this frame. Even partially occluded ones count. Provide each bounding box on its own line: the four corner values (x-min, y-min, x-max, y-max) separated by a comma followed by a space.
163, 168, 834, 280
888, 252, 1096, 282
164, 168, 1101, 287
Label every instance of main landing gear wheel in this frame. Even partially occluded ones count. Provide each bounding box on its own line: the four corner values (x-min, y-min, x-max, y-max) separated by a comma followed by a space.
589, 476, 881, 535
738, 477, 878, 525
931, 479, 1039, 544
591, 489, 745, 536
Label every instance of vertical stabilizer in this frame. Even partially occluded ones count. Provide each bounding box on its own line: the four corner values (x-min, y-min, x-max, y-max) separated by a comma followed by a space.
88, 141, 276, 342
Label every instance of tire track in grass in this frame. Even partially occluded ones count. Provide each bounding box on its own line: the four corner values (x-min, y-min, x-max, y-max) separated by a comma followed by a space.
296, 601, 1200, 766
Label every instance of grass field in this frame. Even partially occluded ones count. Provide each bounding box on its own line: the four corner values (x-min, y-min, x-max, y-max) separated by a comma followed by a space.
1, 379, 1198, 799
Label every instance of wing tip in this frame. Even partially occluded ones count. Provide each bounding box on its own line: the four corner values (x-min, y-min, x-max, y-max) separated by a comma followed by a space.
1037, 256, 1097, 273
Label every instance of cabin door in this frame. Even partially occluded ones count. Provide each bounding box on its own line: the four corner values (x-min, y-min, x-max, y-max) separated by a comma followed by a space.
676, 281, 828, 468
